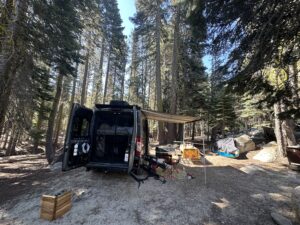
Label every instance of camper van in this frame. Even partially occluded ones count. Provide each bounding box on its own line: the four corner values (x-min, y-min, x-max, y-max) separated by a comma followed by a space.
62, 101, 149, 173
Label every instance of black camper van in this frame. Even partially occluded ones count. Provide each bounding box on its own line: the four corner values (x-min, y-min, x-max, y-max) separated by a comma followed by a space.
62, 101, 149, 173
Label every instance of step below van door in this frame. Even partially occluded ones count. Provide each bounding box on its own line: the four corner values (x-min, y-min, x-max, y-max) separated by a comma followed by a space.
62, 103, 93, 171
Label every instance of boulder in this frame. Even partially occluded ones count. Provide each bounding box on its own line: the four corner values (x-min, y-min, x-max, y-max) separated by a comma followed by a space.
253, 141, 277, 163
234, 134, 256, 153
292, 186, 300, 223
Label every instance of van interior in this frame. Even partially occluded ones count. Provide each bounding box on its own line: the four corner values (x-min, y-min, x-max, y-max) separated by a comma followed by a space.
90, 110, 134, 165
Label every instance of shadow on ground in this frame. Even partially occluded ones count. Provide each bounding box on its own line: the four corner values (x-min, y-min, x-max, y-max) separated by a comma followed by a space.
0, 154, 299, 225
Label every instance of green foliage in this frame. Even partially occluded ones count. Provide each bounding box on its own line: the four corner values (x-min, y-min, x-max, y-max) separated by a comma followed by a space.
207, 88, 237, 131
100, 0, 127, 101
204, 0, 300, 107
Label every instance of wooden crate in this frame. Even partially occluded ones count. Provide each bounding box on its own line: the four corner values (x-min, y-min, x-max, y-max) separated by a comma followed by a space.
182, 147, 200, 160
40, 191, 72, 221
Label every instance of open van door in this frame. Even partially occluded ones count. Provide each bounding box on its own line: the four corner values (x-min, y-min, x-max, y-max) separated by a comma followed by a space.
62, 103, 93, 171
127, 106, 138, 173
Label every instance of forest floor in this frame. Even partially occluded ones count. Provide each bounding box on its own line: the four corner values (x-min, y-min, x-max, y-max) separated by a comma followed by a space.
0, 151, 300, 225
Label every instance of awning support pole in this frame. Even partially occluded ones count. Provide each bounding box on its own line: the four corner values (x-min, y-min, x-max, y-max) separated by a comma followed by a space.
203, 138, 207, 186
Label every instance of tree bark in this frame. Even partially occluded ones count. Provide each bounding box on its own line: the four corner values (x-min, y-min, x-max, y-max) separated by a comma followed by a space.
9, 129, 19, 156
53, 103, 64, 150
168, 6, 180, 143
120, 61, 126, 101
45, 72, 64, 164
191, 122, 196, 141
70, 65, 78, 107
103, 47, 111, 104
95, 39, 105, 104
70, 37, 81, 108
274, 103, 284, 157
290, 63, 299, 109
155, 0, 166, 144
274, 102, 294, 158
2, 130, 10, 149
6, 125, 16, 156
129, 32, 138, 104
33, 100, 45, 153
112, 65, 117, 100
81, 47, 90, 105
142, 58, 148, 108
0, 0, 27, 135
0, 65, 17, 134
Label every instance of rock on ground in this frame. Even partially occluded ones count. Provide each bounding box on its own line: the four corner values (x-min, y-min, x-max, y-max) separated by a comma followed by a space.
235, 134, 256, 153
253, 141, 277, 163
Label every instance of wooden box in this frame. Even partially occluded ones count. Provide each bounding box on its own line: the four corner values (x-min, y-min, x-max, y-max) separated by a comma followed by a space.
182, 147, 200, 160
40, 190, 72, 221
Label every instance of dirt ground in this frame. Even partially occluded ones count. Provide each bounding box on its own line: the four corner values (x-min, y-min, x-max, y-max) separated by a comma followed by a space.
0, 151, 300, 225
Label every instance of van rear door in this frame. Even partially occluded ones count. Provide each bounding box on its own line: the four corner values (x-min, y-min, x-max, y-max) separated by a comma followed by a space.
62, 103, 93, 171
128, 106, 138, 173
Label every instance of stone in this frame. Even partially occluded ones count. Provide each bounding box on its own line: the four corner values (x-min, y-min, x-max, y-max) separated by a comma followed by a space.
234, 134, 256, 153
253, 141, 277, 162
291, 186, 300, 223
271, 212, 292, 225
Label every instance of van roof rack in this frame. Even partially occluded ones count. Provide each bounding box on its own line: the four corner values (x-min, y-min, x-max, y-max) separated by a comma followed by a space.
95, 104, 134, 109
109, 100, 129, 106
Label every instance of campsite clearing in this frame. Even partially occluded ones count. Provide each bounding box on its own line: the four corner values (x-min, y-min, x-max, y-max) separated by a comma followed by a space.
0, 152, 299, 225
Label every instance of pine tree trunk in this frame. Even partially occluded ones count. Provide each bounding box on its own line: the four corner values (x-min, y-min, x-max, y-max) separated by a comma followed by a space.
155, 1, 166, 144
70, 66, 78, 107
191, 122, 196, 141
9, 129, 20, 156
6, 125, 16, 156
274, 67, 298, 158
112, 65, 117, 100
274, 102, 286, 158
142, 58, 148, 108
290, 63, 299, 109
129, 32, 138, 104
147, 63, 153, 108
0, 62, 18, 135
168, 6, 180, 143
103, 47, 111, 104
70, 37, 81, 108
45, 72, 64, 164
95, 40, 105, 104
280, 97, 296, 149
120, 62, 126, 101
2, 130, 10, 149
0, 0, 27, 135
53, 103, 64, 150
33, 101, 45, 153
81, 48, 90, 105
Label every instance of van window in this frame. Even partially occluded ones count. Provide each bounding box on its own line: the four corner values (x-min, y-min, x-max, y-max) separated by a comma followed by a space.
116, 112, 134, 127
72, 117, 90, 138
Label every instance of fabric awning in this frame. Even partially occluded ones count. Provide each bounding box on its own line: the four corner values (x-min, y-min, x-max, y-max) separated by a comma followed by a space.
141, 109, 200, 124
